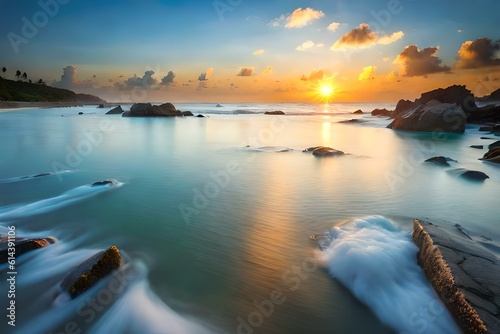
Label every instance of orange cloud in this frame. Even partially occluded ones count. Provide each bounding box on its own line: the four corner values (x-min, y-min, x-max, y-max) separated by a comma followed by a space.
358, 66, 376, 81
300, 69, 326, 81
253, 49, 265, 56
331, 23, 403, 50
394, 45, 450, 77
263, 66, 273, 74
455, 38, 500, 69
271, 7, 324, 28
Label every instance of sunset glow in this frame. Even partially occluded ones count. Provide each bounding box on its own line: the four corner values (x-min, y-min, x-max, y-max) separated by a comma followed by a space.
1, 1, 499, 103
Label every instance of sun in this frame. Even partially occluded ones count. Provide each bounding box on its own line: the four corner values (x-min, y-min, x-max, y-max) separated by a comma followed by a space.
320, 85, 334, 97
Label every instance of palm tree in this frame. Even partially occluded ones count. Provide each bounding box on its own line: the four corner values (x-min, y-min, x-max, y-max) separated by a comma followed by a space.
15, 70, 21, 80
1, 67, 5, 78
22, 72, 27, 81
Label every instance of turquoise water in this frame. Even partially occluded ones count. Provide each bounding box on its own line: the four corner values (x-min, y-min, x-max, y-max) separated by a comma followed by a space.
0, 104, 499, 333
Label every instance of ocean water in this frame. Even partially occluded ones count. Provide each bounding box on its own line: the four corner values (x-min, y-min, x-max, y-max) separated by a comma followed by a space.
0, 103, 499, 334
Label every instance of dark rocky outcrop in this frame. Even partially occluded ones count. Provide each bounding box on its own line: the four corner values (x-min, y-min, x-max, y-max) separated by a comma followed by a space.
371, 108, 392, 117
196, 114, 205, 118
489, 141, 500, 150
481, 147, 500, 164
353, 109, 363, 114
339, 118, 364, 124
412, 220, 495, 333
303, 146, 345, 157
478, 88, 500, 103
424, 156, 450, 166
470, 145, 484, 149
182, 111, 194, 116
60, 245, 122, 298
78, 112, 83, 115
468, 105, 500, 124
265, 111, 285, 115
105, 106, 123, 115
388, 100, 466, 133
0, 237, 56, 263
122, 103, 182, 117
396, 85, 477, 118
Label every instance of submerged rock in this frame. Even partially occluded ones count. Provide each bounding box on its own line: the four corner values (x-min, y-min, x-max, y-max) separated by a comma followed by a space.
196, 114, 205, 118
265, 111, 285, 115
353, 109, 363, 114
470, 145, 484, 149
303, 146, 345, 157
105, 106, 123, 115
0, 237, 56, 263
424, 156, 452, 166
481, 147, 500, 164
371, 108, 392, 117
448, 168, 489, 181
60, 245, 122, 298
182, 111, 194, 116
388, 100, 466, 133
469, 105, 500, 124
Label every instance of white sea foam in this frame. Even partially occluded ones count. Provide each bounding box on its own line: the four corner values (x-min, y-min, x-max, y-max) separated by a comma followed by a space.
89, 279, 213, 334
0, 180, 123, 221
0, 169, 74, 184
319, 216, 460, 334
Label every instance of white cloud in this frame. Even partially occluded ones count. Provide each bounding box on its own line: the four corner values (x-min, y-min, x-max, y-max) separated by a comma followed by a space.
327, 22, 341, 31
271, 7, 324, 28
296, 40, 316, 51
253, 49, 265, 56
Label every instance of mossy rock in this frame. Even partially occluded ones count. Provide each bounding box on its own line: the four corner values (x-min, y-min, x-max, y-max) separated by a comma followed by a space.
60, 245, 122, 298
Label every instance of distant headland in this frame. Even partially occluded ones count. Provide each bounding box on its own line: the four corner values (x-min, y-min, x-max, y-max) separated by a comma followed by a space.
0, 77, 105, 109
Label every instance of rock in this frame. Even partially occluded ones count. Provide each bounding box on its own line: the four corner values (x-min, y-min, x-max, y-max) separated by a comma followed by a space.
481, 137, 494, 140
479, 126, 494, 132
215, 104, 224, 107
371, 108, 392, 117
388, 100, 466, 133
470, 145, 484, 149
0, 237, 56, 263
478, 88, 500, 103
265, 111, 285, 115
196, 114, 205, 118
394, 99, 414, 116
182, 111, 194, 116
123, 102, 182, 117
303, 146, 345, 157
98, 104, 105, 108
412, 220, 491, 333
448, 168, 489, 181
105, 106, 123, 115
481, 147, 500, 164
60, 245, 122, 298
78, 112, 83, 115
489, 141, 500, 150
468, 105, 500, 124
492, 124, 500, 134
424, 156, 450, 166
415, 85, 477, 112
353, 109, 363, 114
339, 118, 363, 124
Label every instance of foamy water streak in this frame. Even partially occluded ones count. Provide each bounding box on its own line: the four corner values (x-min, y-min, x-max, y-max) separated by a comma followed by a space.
0, 169, 74, 184
0, 180, 123, 221
90, 279, 213, 334
319, 216, 460, 334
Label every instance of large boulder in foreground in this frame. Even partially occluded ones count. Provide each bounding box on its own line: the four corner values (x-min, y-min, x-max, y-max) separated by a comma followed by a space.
60, 245, 122, 298
412, 220, 494, 333
122, 102, 182, 117
0, 237, 56, 263
388, 100, 466, 133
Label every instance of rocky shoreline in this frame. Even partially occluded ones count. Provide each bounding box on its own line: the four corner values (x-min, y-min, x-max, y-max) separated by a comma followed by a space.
413, 219, 500, 333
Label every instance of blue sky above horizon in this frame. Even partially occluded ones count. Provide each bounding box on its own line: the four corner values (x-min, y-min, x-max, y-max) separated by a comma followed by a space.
1, 0, 499, 102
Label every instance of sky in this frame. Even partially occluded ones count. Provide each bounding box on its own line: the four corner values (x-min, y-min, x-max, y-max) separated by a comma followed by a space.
1, 0, 499, 103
